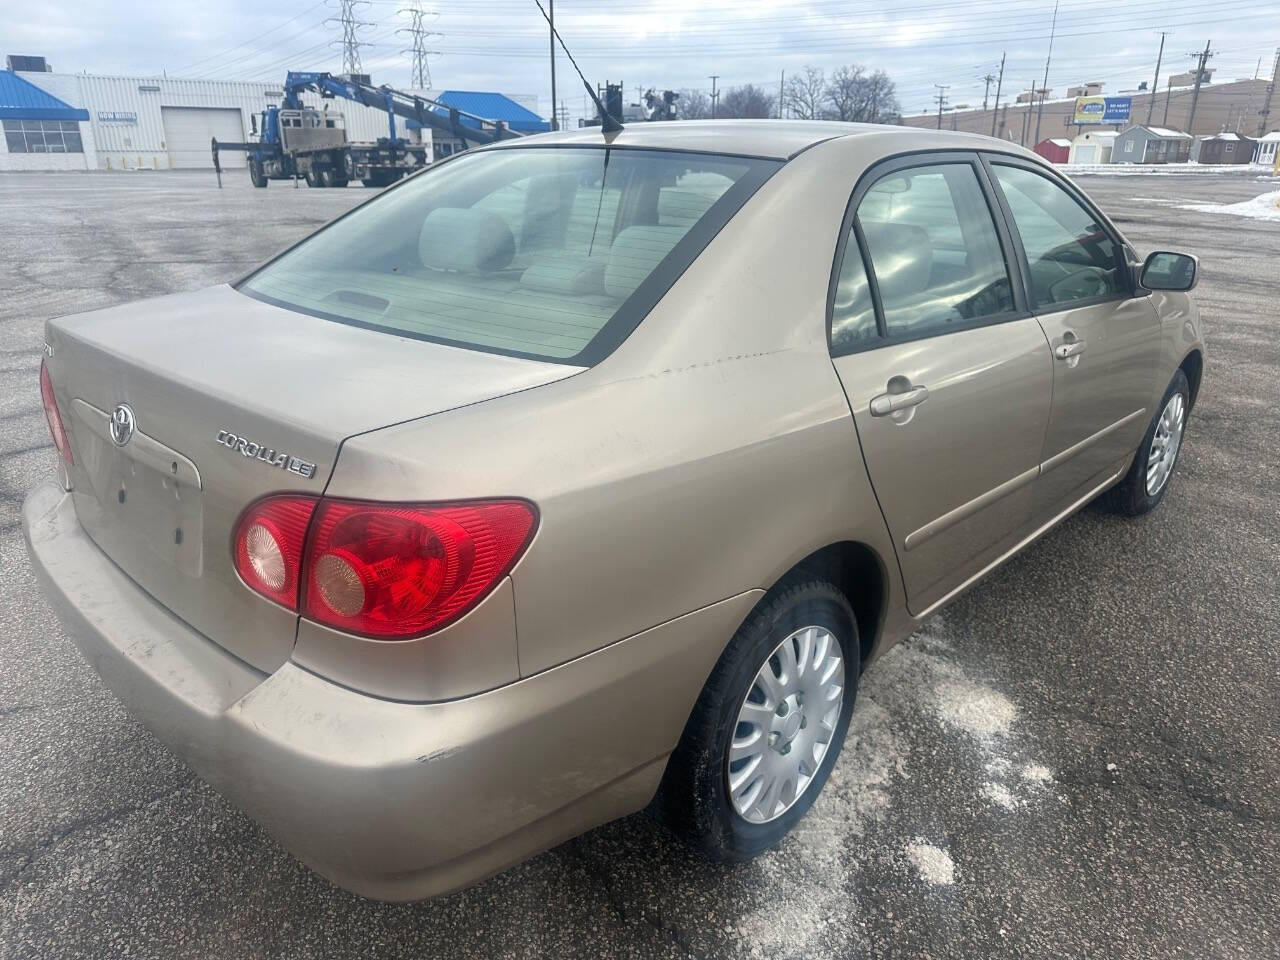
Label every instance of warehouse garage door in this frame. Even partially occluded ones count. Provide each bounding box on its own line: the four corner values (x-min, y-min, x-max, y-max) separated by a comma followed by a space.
162, 106, 245, 169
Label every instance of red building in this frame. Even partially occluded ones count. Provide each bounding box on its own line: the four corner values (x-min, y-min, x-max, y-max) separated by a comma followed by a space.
1034, 138, 1071, 164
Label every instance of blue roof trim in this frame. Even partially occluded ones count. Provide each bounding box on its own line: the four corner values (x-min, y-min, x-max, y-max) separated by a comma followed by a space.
0, 71, 89, 122
429, 90, 550, 133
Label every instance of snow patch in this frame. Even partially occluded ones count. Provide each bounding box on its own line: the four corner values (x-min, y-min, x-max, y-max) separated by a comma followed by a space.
981, 781, 1022, 810
1177, 189, 1280, 220
906, 840, 956, 885
1021, 764, 1054, 784
935, 680, 1017, 738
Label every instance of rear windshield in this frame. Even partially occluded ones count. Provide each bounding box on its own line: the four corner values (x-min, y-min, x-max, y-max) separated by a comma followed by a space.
240, 147, 779, 364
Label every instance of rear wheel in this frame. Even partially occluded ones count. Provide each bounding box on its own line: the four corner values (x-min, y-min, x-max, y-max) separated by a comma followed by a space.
655, 578, 858, 861
303, 167, 320, 188
1106, 368, 1190, 516
249, 158, 267, 188
319, 167, 337, 188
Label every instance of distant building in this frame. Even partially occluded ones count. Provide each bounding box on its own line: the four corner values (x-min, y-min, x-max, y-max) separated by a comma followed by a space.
1016, 87, 1051, 104
1034, 137, 1071, 163
904, 76, 1275, 142
1069, 130, 1117, 164
1, 58, 545, 172
1112, 125, 1192, 164
1065, 82, 1104, 98
1193, 132, 1255, 164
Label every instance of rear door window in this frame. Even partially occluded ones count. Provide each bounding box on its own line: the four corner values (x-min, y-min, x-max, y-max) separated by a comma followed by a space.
854, 163, 1014, 340
240, 148, 778, 364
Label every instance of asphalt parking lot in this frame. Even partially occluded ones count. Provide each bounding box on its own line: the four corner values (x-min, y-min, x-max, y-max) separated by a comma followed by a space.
1, 165, 1277, 960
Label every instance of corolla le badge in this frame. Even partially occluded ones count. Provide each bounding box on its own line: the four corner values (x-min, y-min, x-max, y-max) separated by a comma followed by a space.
216, 430, 317, 480
109, 404, 135, 447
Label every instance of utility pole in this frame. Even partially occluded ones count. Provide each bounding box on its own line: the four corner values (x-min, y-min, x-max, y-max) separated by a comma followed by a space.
1185, 39, 1214, 135
982, 73, 995, 112
397, 1, 438, 90
990, 52, 1006, 137
709, 75, 719, 119
779, 70, 785, 119
934, 84, 949, 129
1163, 77, 1173, 126
1260, 47, 1280, 136
1033, 0, 1059, 145
1146, 31, 1167, 124
1021, 83, 1034, 145
548, 0, 558, 130
328, 0, 373, 75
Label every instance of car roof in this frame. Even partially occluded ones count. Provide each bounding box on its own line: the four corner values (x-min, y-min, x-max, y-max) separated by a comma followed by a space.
484, 119, 1029, 161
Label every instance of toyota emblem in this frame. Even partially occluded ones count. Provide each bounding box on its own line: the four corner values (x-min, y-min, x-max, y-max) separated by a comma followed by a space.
109, 403, 135, 447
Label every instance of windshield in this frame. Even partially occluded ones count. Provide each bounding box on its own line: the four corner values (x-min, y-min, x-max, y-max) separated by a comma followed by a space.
240, 147, 779, 364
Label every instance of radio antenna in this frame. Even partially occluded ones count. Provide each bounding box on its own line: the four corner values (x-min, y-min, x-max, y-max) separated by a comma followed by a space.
533, 0, 623, 133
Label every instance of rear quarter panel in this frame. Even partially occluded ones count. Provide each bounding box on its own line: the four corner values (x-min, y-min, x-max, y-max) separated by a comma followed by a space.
325, 135, 917, 679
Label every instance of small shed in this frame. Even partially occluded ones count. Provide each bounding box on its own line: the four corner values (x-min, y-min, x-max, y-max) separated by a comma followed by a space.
1069, 130, 1117, 164
1034, 138, 1071, 164
1112, 125, 1192, 164
1253, 131, 1280, 167
1194, 132, 1256, 164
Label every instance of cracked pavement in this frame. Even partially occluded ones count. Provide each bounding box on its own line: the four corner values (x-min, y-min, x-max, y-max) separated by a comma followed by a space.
1, 168, 1278, 959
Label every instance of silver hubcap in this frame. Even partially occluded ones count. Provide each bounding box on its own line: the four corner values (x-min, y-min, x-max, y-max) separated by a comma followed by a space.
727, 625, 845, 824
1146, 392, 1186, 496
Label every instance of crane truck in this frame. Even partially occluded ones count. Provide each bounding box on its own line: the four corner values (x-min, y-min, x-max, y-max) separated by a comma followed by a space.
211, 71, 524, 188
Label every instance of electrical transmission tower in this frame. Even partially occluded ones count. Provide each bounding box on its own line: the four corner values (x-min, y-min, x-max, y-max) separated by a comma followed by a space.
398, 2, 439, 90
327, 0, 374, 76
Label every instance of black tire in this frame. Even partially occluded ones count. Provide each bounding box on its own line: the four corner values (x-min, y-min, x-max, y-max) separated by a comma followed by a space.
1105, 368, 1191, 516
654, 577, 859, 862
360, 177, 378, 188
249, 159, 267, 188
319, 167, 336, 188
330, 175, 349, 188
303, 167, 320, 188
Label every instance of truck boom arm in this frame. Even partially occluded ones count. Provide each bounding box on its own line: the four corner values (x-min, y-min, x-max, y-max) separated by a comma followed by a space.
282, 71, 524, 147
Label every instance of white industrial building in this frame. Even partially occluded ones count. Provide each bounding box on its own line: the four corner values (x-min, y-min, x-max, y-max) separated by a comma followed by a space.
1, 58, 428, 172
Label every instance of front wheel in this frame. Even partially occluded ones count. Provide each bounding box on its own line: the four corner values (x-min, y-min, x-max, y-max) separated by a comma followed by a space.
1106, 368, 1191, 516
249, 158, 267, 188
655, 578, 858, 861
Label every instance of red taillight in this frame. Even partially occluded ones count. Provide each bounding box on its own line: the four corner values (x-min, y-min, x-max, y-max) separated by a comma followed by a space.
301, 499, 536, 639
232, 495, 318, 609
40, 361, 73, 466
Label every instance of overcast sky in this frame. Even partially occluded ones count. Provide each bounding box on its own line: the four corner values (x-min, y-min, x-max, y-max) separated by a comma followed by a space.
6, 0, 1279, 122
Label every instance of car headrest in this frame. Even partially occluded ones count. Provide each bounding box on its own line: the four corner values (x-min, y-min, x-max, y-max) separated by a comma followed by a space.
521, 256, 606, 295
860, 221, 932, 302
604, 225, 687, 300
419, 206, 515, 273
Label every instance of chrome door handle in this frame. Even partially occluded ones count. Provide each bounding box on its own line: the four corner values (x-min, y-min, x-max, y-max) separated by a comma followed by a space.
870, 384, 930, 417
1055, 339, 1087, 359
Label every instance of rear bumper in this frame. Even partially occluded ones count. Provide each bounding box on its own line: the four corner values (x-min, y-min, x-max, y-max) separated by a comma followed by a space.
22, 482, 759, 901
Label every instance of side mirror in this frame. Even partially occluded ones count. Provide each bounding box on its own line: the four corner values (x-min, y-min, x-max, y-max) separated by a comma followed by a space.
1140, 251, 1198, 292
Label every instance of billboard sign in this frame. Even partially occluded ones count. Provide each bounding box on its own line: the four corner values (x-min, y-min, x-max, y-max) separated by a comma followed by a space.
1073, 96, 1131, 125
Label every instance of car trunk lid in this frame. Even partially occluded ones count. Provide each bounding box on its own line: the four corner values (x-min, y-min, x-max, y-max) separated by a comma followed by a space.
46, 283, 577, 672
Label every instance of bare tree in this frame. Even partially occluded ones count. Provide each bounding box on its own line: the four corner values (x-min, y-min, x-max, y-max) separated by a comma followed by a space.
784, 66, 828, 120
861, 69, 901, 123
678, 88, 712, 120
718, 83, 776, 119
824, 64, 901, 123
825, 65, 867, 122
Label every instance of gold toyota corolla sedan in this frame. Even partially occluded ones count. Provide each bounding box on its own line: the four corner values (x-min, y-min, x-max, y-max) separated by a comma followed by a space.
23, 121, 1203, 901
